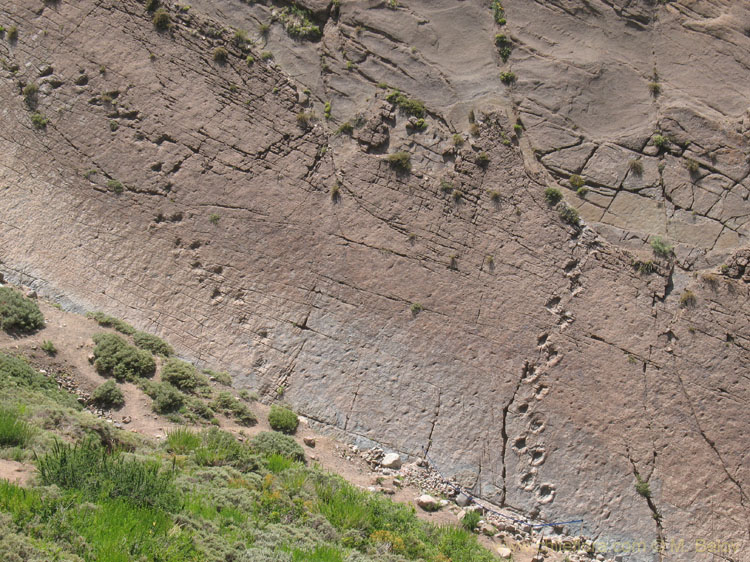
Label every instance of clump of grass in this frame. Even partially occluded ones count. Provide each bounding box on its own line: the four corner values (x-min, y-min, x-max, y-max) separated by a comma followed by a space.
650, 236, 673, 258
452, 189, 463, 203
452, 133, 464, 147
213, 47, 228, 64
279, 5, 321, 39
209, 213, 220, 225
246, 55, 255, 65
30, 112, 48, 129
90, 380, 125, 409
685, 158, 699, 175
297, 111, 316, 129
576, 186, 589, 197
635, 475, 651, 498
440, 179, 454, 194
407, 118, 427, 131
146, 0, 159, 11
106, 179, 124, 194
494, 34, 512, 61
0, 287, 45, 334
165, 427, 201, 454
336, 121, 353, 135
476, 152, 490, 167
233, 29, 248, 47
331, 182, 340, 202
152, 8, 170, 30
569, 174, 585, 189
204, 369, 232, 386
386, 90, 425, 117
629, 158, 644, 175
86, 311, 135, 334
648, 82, 661, 96
324, 101, 332, 119
133, 331, 173, 356
679, 290, 696, 308
633, 260, 655, 274
92, 333, 156, 381
652, 134, 668, 149
499, 71, 516, 85
386, 151, 411, 172
41, 340, 56, 355
461, 510, 481, 532
489, 190, 500, 204
544, 187, 562, 206
0, 406, 33, 447
37, 437, 180, 511
7, 26, 18, 42
261, 51, 273, 60
22, 82, 38, 106
410, 303, 424, 316
387, 0, 399, 9
268, 405, 299, 434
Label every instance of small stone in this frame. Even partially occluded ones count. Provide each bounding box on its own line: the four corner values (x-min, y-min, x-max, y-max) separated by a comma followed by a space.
87, 354, 96, 364
497, 546, 512, 558
121, 416, 131, 424
381, 452, 402, 469
455, 492, 472, 507
308, 453, 317, 460
303, 437, 316, 447
416, 494, 440, 511
26, 290, 37, 299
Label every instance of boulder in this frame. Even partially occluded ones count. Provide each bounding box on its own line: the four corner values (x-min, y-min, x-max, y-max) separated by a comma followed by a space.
380, 452, 402, 469
416, 494, 440, 512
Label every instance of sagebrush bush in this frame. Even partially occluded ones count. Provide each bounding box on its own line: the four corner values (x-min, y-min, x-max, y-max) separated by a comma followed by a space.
213, 47, 228, 64
0, 287, 44, 333
569, 174, 584, 189
91, 380, 125, 409
559, 205, 580, 226
385, 90, 425, 117
144, 381, 184, 413
133, 331, 173, 356
161, 358, 206, 392
92, 333, 156, 381
152, 8, 170, 30
650, 236, 673, 258
268, 405, 299, 434
251, 431, 305, 462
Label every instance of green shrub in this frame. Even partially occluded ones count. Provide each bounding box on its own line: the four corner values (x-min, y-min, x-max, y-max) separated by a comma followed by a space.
0, 406, 33, 447
86, 311, 135, 334
476, 152, 490, 167
37, 437, 180, 510
385, 90, 425, 117
90, 380, 125, 409
161, 358, 207, 393
633, 260, 655, 274
41, 340, 56, 355
92, 333, 156, 381
410, 303, 423, 315
336, 121, 353, 135
204, 369, 232, 386
679, 290, 696, 308
7, 26, 18, 42
133, 331, 173, 356
145, 0, 159, 11
386, 151, 411, 172
0, 287, 44, 333
31, 112, 49, 130
251, 431, 305, 462
152, 8, 170, 30
261, 51, 273, 60
211, 391, 257, 426
685, 158, 699, 174
544, 187, 562, 205
268, 405, 299, 434
650, 236, 673, 258
461, 510, 481, 531
145, 381, 184, 413
499, 71, 516, 85
648, 82, 661, 96
491, 0, 505, 23
279, 5, 321, 39
22, 83, 38, 105
193, 428, 261, 471
452, 133, 464, 147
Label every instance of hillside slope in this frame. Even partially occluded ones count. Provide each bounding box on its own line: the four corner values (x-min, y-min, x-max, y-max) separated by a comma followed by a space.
0, 1, 747, 559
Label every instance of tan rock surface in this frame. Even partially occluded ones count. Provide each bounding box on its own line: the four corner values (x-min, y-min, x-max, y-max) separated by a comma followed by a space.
0, 1, 747, 560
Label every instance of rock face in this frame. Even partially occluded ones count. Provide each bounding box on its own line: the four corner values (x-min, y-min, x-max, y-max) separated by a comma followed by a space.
0, 1, 748, 560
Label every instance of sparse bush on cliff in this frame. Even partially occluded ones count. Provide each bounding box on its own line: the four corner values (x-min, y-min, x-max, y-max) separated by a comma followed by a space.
91, 380, 125, 409
386, 90, 425, 118
143, 381, 184, 413
569, 174, 585, 189
268, 405, 299, 434
386, 151, 411, 172
213, 47, 228, 64
152, 8, 170, 30
629, 158, 643, 175
0, 287, 44, 334
86, 311, 136, 334
544, 187, 562, 206
559, 205, 580, 226
92, 333, 156, 381
635, 475, 651, 498
161, 358, 208, 393
212, 391, 257, 426
650, 236, 673, 258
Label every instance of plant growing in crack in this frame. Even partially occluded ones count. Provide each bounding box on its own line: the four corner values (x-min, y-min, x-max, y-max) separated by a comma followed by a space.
635, 475, 651, 498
